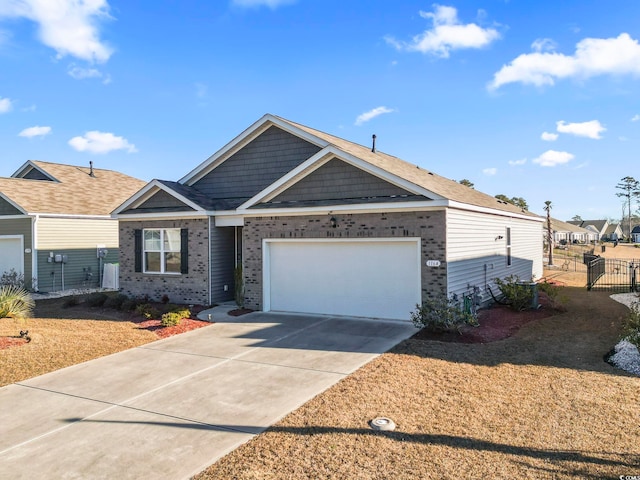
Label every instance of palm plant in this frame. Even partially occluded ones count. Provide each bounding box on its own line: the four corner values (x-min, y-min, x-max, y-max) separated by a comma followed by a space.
0, 285, 35, 319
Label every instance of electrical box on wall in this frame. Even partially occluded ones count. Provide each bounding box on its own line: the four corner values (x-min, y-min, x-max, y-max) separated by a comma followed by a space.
54, 254, 68, 263
97, 245, 108, 258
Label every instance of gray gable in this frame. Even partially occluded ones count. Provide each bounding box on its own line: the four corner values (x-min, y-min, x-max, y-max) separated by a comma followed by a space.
21, 168, 53, 181
191, 125, 321, 206
0, 197, 22, 215
263, 158, 428, 207
121, 189, 195, 214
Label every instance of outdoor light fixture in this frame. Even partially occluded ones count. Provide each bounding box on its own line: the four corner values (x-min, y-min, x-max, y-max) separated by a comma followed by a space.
330, 217, 337, 228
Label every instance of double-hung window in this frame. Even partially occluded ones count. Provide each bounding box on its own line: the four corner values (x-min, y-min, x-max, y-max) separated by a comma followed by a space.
143, 228, 182, 273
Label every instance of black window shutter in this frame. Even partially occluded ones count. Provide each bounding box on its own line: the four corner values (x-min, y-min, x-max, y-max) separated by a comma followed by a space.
134, 229, 142, 273
180, 228, 189, 274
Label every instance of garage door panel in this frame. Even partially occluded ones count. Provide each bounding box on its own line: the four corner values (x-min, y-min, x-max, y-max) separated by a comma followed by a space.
266, 240, 421, 321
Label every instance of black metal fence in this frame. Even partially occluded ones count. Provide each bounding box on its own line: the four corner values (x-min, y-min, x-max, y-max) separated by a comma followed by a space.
586, 255, 640, 291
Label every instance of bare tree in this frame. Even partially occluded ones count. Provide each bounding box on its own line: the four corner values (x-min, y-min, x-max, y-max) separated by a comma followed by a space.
616, 176, 640, 241
544, 201, 553, 266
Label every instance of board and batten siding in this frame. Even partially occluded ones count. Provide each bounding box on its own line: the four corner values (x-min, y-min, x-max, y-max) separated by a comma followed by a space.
36, 217, 119, 249
446, 208, 543, 302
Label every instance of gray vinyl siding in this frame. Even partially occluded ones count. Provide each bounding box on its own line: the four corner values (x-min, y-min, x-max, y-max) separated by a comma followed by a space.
0, 217, 33, 287
123, 189, 195, 213
0, 198, 22, 215
210, 225, 236, 304
192, 126, 321, 202
446, 208, 543, 304
21, 168, 52, 181
36, 248, 118, 292
267, 158, 416, 204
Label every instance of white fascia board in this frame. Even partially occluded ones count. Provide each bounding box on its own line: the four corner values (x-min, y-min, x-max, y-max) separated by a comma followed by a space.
238, 145, 441, 210
219, 200, 451, 217
116, 212, 209, 221
112, 179, 205, 215
0, 215, 29, 220
214, 215, 244, 227
447, 201, 545, 222
179, 114, 330, 186
0, 192, 27, 214
29, 213, 114, 220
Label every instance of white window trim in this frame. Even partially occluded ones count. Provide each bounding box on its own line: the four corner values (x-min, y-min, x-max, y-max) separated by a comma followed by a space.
143, 228, 181, 275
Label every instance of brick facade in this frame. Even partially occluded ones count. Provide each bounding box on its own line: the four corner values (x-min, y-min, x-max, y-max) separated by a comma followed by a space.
242, 211, 447, 311
119, 219, 210, 305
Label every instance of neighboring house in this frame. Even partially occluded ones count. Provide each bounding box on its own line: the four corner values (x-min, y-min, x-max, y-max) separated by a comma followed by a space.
631, 226, 640, 243
114, 114, 543, 321
0, 160, 146, 292
602, 223, 623, 241
567, 219, 613, 242
548, 218, 592, 245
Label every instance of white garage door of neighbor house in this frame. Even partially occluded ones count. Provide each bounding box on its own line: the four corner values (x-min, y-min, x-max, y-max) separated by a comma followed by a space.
264, 239, 421, 321
0, 237, 23, 277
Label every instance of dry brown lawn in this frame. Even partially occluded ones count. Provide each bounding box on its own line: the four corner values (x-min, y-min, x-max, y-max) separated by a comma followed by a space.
1, 298, 168, 387
195, 287, 640, 480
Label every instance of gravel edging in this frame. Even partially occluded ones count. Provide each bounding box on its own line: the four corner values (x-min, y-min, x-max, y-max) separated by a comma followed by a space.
609, 292, 640, 376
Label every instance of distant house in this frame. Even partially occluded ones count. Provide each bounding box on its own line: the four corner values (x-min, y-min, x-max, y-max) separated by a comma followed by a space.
114, 114, 544, 321
632, 226, 640, 243
567, 219, 616, 242
548, 218, 592, 244
0, 161, 145, 292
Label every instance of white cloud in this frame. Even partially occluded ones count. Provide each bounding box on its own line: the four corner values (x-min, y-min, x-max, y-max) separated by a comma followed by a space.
18, 125, 51, 138
68, 65, 102, 79
483, 167, 497, 175
508, 158, 527, 166
631, 114, 640, 122
0, 97, 12, 113
355, 106, 394, 126
68, 131, 137, 154
385, 4, 500, 58
231, 0, 295, 8
489, 33, 640, 90
556, 120, 605, 139
0, 0, 113, 63
531, 38, 556, 53
532, 150, 574, 167
541, 131, 558, 141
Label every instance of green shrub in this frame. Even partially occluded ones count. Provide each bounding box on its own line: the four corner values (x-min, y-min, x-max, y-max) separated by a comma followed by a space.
160, 307, 191, 327
410, 294, 477, 333
62, 296, 80, 308
135, 303, 160, 320
104, 294, 128, 310
85, 292, 109, 307
0, 285, 34, 319
494, 276, 534, 311
0, 269, 25, 288
120, 298, 138, 312
622, 302, 640, 349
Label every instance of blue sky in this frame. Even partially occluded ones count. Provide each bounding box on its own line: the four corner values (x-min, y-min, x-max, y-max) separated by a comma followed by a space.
1, 1, 639, 221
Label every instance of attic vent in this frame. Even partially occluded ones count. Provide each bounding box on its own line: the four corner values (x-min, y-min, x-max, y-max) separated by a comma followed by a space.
371, 134, 377, 153
89, 161, 95, 177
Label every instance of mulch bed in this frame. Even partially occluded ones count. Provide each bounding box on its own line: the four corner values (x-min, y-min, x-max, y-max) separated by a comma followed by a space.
133, 317, 211, 338
412, 293, 558, 344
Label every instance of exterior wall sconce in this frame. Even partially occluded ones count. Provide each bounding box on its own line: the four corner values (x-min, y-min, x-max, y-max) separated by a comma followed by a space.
495, 235, 504, 241
330, 217, 337, 228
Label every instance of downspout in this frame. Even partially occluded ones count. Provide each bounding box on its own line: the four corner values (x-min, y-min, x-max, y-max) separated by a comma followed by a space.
31, 214, 39, 291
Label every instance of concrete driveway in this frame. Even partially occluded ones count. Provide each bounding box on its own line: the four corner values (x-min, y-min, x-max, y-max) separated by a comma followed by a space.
0, 309, 416, 479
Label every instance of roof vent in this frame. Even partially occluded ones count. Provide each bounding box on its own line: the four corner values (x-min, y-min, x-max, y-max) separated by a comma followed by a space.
371, 134, 377, 153
89, 161, 95, 177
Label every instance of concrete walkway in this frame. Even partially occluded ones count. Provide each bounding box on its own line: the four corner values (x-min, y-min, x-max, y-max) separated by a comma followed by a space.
0, 307, 416, 479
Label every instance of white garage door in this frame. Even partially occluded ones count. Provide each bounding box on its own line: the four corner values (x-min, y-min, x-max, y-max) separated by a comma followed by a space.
0, 236, 24, 277
264, 239, 421, 321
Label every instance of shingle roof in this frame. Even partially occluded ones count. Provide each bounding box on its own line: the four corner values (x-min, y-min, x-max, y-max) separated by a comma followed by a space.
551, 217, 589, 233
0, 160, 146, 216
273, 116, 540, 218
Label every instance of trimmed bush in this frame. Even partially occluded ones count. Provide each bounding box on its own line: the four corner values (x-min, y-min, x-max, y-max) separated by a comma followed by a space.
622, 302, 640, 349
410, 294, 477, 333
160, 307, 191, 327
120, 298, 138, 312
104, 294, 129, 310
85, 292, 109, 307
135, 303, 160, 320
494, 276, 534, 311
